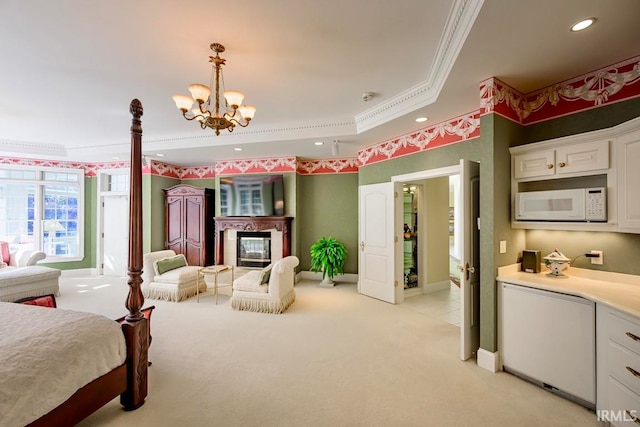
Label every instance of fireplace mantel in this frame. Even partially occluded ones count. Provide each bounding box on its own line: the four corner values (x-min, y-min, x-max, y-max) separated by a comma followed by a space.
213, 216, 293, 265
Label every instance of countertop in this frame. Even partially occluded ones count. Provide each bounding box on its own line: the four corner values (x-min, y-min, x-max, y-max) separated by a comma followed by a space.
497, 264, 640, 319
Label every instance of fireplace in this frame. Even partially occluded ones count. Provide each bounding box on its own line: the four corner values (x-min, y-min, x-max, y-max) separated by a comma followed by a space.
236, 231, 271, 268
213, 216, 293, 267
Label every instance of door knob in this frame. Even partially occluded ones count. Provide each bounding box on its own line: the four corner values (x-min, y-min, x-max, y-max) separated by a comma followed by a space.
360, 241, 365, 251
458, 262, 475, 281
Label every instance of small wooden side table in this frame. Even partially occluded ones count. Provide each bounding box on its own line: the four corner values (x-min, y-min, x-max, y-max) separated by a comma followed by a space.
197, 265, 234, 304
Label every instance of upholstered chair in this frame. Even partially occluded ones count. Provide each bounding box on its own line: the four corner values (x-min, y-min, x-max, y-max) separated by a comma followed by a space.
9, 250, 47, 267
142, 250, 205, 302
231, 256, 299, 314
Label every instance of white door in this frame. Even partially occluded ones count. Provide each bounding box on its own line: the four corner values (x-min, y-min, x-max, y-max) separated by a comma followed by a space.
358, 182, 403, 304
460, 159, 480, 360
103, 195, 129, 276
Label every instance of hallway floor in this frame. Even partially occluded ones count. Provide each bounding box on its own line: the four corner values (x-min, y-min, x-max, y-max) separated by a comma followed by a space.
403, 282, 461, 326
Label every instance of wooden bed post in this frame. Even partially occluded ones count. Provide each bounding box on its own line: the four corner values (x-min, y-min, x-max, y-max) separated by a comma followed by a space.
120, 98, 149, 410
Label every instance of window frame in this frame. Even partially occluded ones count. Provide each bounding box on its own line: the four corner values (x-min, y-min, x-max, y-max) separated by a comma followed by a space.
0, 164, 85, 263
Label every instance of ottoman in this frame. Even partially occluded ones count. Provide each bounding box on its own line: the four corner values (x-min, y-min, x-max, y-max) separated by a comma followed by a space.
0, 266, 61, 302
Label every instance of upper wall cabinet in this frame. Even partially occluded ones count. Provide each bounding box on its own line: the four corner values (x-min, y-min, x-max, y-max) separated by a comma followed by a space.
509, 115, 640, 234
513, 140, 609, 180
617, 126, 640, 233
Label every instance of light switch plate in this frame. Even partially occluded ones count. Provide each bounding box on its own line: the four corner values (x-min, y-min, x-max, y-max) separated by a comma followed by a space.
499, 240, 507, 254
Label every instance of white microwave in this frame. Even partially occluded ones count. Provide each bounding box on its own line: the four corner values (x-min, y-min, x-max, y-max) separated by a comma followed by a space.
515, 188, 607, 222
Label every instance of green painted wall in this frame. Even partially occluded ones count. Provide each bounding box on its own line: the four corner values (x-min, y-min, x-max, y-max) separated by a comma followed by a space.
149, 175, 180, 251
522, 97, 640, 145
297, 173, 359, 274
357, 114, 525, 353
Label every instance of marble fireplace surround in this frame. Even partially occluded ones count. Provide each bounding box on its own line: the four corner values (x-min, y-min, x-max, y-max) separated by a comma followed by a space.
213, 216, 293, 267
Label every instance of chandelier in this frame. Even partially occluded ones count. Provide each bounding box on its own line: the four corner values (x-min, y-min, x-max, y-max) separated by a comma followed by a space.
172, 43, 256, 135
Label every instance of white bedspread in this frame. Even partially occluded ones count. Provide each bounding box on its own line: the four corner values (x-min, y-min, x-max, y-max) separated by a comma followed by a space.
0, 302, 127, 427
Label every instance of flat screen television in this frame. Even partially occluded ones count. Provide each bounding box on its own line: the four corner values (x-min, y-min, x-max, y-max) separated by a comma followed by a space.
219, 174, 285, 217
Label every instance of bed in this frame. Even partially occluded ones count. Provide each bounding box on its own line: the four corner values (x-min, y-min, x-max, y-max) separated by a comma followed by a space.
0, 99, 149, 427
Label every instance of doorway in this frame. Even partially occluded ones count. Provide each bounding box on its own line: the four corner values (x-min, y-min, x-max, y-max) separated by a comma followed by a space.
358, 160, 480, 360
97, 170, 130, 276
394, 161, 479, 361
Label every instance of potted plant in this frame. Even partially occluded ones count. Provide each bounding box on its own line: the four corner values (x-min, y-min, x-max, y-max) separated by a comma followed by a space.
310, 236, 347, 286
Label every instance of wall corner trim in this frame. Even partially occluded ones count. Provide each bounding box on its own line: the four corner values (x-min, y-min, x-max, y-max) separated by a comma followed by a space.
477, 348, 501, 373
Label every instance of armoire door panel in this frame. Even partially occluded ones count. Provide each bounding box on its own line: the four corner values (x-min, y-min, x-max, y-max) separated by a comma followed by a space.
163, 185, 214, 266
185, 197, 203, 244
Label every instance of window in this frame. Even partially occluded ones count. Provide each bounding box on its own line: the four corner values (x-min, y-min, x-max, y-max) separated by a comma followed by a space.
0, 166, 84, 261
108, 174, 128, 192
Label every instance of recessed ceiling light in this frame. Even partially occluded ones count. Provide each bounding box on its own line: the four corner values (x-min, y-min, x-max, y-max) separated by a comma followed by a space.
415, 117, 428, 123
314, 141, 324, 146
570, 18, 596, 32
234, 147, 243, 151
156, 153, 165, 157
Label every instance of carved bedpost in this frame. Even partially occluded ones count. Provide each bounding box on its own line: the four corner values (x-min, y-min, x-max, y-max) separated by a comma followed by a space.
120, 98, 149, 410
126, 98, 145, 320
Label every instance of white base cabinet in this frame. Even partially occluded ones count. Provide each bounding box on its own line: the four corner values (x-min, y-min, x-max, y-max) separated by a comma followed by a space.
500, 282, 596, 406
597, 305, 640, 425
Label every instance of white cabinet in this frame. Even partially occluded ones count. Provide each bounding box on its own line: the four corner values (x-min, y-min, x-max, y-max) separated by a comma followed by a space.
616, 128, 640, 233
500, 282, 596, 407
596, 304, 640, 425
513, 149, 555, 179
513, 140, 609, 180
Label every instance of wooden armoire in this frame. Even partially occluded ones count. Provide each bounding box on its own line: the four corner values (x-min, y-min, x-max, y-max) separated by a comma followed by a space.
163, 184, 214, 266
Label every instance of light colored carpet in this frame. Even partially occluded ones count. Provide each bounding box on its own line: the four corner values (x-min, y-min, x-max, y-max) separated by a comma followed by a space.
51, 274, 599, 427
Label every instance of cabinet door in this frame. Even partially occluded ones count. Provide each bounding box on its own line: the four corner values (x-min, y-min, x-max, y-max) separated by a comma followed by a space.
617, 131, 640, 232
555, 140, 609, 175
501, 283, 596, 404
513, 150, 555, 179
165, 196, 184, 254
184, 195, 204, 266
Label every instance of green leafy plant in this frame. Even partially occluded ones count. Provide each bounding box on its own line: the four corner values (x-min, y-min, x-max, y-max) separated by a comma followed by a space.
310, 236, 347, 281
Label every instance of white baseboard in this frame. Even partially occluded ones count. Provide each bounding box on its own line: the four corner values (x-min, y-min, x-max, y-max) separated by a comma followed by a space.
477, 348, 501, 373
404, 287, 422, 297
60, 268, 99, 277
422, 280, 451, 294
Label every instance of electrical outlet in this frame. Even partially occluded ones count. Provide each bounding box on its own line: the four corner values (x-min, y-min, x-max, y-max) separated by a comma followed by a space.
591, 250, 603, 265
499, 240, 507, 254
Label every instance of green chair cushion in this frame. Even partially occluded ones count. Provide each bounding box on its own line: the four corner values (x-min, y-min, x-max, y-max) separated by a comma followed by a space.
154, 254, 187, 275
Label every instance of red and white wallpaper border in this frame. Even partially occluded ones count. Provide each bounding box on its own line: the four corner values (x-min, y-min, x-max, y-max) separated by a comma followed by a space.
481, 55, 640, 124
357, 111, 481, 166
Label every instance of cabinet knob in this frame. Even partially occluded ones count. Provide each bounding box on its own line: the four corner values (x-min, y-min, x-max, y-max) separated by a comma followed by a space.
558, 162, 566, 168
547, 164, 554, 169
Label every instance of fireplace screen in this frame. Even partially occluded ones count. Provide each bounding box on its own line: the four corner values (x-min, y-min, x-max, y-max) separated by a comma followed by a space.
236, 231, 271, 268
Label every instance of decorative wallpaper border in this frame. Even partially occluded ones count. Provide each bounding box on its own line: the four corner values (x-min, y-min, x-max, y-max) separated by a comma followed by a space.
0, 157, 130, 177
297, 158, 359, 175
480, 55, 640, 125
356, 111, 481, 166
5, 55, 638, 176
214, 157, 298, 176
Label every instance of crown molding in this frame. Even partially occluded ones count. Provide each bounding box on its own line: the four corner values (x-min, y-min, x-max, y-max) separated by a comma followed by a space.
354, 0, 484, 133
0, 138, 67, 158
